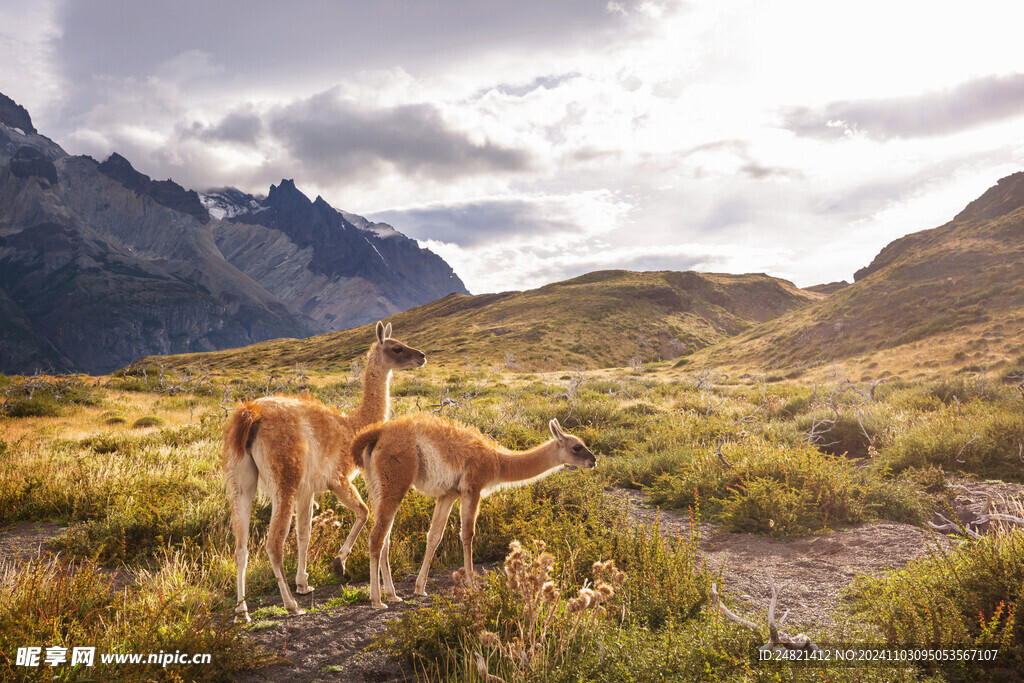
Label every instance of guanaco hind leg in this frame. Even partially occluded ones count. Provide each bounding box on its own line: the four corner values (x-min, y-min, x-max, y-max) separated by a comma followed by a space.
328, 477, 369, 576
415, 494, 457, 596
227, 455, 258, 622
294, 490, 315, 595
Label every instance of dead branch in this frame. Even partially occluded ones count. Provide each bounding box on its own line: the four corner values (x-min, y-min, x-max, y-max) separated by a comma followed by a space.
928, 512, 983, 539
711, 575, 819, 652
710, 583, 763, 641
954, 434, 979, 464
715, 436, 733, 469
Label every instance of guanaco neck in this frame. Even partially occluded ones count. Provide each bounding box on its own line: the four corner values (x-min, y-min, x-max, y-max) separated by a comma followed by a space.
495, 440, 563, 486
352, 346, 391, 429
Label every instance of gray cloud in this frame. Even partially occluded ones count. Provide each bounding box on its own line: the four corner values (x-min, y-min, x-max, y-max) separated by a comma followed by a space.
268, 92, 531, 181
199, 110, 262, 143
679, 139, 803, 181
191, 110, 263, 145
783, 73, 1024, 140
477, 72, 582, 98
55, 1, 642, 90
371, 198, 578, 247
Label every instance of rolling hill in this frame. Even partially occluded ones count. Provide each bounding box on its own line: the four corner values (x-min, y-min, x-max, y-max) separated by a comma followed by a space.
695, 172, 1024, 377
143, 270, 820, 372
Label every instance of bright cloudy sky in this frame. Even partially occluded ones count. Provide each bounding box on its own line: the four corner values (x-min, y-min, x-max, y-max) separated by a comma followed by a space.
3, 1, 1024, 294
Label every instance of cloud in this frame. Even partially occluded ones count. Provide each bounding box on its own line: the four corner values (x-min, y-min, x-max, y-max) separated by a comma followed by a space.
478, 72, 582, 98
268, 91, 532, 181
371, 200, 577, 247
677, 139, 803, 182
186, 109, 263, 145
53, 0, 644, 89
782, 73, 1024, 140
370, 190, 631, 248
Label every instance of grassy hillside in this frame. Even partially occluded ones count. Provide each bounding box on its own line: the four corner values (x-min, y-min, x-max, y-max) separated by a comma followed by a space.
144, 269, 819, 372
696, 175, 1024, 379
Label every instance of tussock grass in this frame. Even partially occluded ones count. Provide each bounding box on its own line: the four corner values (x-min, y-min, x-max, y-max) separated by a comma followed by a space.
0, 554, 266, 681
131, 415, 167, 428
637, 438, 928, 537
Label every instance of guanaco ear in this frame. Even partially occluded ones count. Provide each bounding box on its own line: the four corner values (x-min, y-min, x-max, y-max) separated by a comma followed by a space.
383, 322, 392, 340
549, 418, 566, 441
375, 321, 385, 344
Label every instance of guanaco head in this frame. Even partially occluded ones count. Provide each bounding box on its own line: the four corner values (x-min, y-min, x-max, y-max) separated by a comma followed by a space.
548, 418, 597, 469
373, 321, 426, 370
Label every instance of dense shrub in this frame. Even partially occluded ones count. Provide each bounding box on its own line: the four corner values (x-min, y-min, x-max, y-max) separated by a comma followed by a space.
847, 530, 1024, 680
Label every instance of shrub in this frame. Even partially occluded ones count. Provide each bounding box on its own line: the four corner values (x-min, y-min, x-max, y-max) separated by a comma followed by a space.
0, 556, 266, 682
846, 530, 1024, 679
643, 438, 927, 536
378, 523, 711, 681
1, 375, 99, 417
132, 415, 167, 429
877, 399, 1024, 481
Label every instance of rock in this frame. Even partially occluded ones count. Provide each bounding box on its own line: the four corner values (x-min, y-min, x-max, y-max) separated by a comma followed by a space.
0, 92, 36, 134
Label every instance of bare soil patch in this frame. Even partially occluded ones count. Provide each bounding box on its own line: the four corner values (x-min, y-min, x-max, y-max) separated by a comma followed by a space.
236, 568, 477, 682
0, 521, 67, 565
606, 487, 947, 629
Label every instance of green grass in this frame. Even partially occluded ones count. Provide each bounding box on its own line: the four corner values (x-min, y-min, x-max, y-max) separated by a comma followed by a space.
0, 555, 267, 681
0, 368, 1018, 680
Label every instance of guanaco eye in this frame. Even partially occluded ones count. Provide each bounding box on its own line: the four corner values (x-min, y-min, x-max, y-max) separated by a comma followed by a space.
572, 445, 583, 452
392, 347, 402, 354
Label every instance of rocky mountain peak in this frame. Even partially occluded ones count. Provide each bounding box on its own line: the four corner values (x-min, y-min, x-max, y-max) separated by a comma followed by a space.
954, 171, 1024, 223
99, 153, 210, 223
0, 92, 36, 134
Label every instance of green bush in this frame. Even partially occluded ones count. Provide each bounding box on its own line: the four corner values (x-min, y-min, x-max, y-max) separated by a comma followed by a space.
642, 438, 927, 536
846, 530, 1024, 679
1, 376, 100, 417
877, 399, 1024, 480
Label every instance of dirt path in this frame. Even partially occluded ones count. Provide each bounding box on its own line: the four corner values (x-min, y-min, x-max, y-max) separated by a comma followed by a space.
607, 488, 945, 628
229, 480, 1024, 679
0, 521, 68, 565
235, 565, 488, 683
234, 579, 417, 683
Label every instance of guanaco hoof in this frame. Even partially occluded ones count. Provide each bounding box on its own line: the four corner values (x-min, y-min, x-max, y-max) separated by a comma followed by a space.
332, 556, 346, 576
295, 584, 314, 595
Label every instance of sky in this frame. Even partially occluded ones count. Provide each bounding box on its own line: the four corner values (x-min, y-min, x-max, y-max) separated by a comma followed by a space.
3, 0, 1024, 294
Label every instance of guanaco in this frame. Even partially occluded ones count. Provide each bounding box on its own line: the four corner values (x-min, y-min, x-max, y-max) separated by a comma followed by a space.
223, 322, 424, 620
351, 414, 597, 609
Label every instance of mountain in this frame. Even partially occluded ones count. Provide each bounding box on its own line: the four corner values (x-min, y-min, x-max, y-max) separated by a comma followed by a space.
145, 269, 820, 372
205, 182, 467, 332
698, 172, 1024, 375
0, 92, 467, 374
